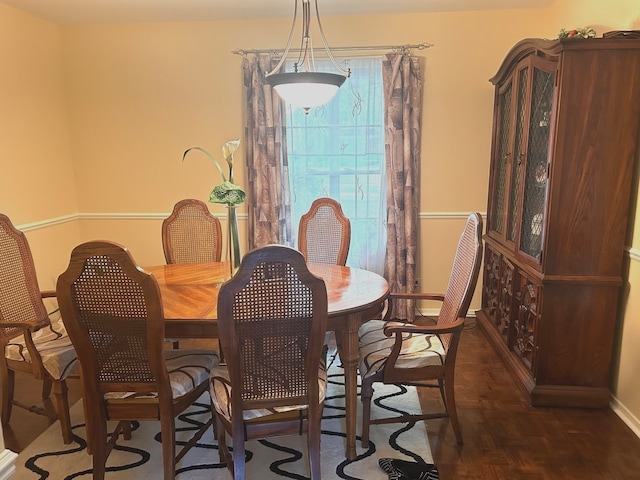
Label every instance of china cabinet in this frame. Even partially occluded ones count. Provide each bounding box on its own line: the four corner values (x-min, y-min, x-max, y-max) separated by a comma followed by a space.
477, 34, 640, 407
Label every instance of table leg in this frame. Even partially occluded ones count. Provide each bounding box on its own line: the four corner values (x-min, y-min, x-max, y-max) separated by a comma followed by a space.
334, 313, 361, 461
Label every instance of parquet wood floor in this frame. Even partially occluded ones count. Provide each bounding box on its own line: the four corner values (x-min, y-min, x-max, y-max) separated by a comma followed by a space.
421, 320, 640, 479
4, 324, 640, 479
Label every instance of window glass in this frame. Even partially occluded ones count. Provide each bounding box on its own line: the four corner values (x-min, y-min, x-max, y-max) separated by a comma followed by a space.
286, 57, 386, 273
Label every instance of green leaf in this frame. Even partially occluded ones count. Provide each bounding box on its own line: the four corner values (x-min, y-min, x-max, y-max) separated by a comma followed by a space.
209, 181, 246, 206
182, 146, 227, 182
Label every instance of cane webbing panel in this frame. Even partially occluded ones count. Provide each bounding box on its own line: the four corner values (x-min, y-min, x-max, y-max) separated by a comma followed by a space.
163, 199, 222, 264
436, 215, 482, 349
304, 206, 345, 264
233, 261, 314, 402
298, 198, 350, 266
70, 254, 155, 384
0, 216, 49, 341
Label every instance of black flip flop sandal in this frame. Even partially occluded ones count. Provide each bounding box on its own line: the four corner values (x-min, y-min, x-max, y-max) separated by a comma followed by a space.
378, 458, 440, 480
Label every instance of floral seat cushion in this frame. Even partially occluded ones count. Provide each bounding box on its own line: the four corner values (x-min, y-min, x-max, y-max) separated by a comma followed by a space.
358, 320, 446, 380
209, 362, 327, 423
4, 318, 78, 380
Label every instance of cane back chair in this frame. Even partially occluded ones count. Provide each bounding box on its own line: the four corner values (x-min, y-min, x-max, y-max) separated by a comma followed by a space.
162, 198, 222, 348
0, 213, 78, 444
56, 241, 218, 480
298, 197, 351, 266
162, 198, 223, 264
358, 213, 483, 445
210, 245, 328, 479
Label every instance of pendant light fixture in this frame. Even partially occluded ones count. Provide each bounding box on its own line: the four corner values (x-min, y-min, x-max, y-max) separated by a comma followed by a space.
265, 0, 351, 114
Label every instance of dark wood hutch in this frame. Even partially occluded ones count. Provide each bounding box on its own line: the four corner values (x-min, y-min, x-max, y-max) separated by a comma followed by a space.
476, 34, 640, 407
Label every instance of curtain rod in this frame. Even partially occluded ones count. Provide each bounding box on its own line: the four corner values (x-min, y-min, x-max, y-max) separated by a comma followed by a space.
232, 42, 433, 57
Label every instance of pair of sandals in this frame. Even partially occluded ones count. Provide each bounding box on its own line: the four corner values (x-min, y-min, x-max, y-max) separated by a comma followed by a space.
378, 458, 440, 480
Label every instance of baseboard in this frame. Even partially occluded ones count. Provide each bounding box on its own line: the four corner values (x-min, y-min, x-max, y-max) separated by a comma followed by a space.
0, 449, 18, 480
611, 395, 640, 439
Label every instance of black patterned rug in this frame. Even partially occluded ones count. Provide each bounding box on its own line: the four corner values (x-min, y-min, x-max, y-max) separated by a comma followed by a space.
15, 360, 432, 479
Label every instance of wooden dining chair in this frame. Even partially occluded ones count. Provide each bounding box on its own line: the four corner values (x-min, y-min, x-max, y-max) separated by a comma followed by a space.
56, 240, 218, 480
209, 245, 328, 480
358, 213, 483, 445
162, 198, 223, 348
162, 198, 223, 264
0, 213, 78, 444
298, 197, 351, 266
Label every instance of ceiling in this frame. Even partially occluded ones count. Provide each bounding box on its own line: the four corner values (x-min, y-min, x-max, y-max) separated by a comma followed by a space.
2, 0, 553, 24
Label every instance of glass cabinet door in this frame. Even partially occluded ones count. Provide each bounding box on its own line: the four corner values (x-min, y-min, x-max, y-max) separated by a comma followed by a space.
518, 61, 555, 262
489, 79, 513, 237
506, 66, 529, 244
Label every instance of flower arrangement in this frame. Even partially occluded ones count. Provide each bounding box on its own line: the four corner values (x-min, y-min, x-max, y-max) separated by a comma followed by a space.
182, 139, 245, 270
557, 27, 596, 39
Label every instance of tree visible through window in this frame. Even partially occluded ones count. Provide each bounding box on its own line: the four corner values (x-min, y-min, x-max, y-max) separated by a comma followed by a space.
286, 57, 386, 274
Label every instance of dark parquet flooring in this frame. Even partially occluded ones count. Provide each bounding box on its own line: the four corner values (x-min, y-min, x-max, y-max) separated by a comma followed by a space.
422, 320, 640, 480
4, 323, 640, 479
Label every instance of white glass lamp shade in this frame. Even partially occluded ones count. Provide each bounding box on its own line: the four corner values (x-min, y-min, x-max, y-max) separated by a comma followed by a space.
267, 71, 346, 110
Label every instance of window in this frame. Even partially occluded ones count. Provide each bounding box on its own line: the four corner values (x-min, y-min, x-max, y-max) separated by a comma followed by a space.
285, 57, 386, 274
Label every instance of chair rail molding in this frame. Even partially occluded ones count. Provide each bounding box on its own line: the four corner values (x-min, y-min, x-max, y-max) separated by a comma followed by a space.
14, 212, 640, 265
16, 214, 76, 232
16, 211, 244, 232
418, 211, 487, 220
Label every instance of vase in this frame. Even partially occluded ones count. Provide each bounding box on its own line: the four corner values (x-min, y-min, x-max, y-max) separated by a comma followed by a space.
227, 204, 241, 275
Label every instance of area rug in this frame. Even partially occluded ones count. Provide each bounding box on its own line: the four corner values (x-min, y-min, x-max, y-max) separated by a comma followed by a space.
14, 357, 433, 479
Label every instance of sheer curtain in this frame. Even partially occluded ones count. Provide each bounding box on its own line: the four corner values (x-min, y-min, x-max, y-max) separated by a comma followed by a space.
285, 57, 387, 274
383, 53, 423, 320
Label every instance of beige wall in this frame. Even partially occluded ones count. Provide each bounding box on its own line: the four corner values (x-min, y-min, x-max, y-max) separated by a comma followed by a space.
0, 3, 81, 287
1, 0, 640, 434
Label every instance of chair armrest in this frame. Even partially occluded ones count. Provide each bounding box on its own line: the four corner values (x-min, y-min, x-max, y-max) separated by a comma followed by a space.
0, 320, 41, 331
40, 290, 61, 319
383, 317, 465, 336
382, 292, 445, 321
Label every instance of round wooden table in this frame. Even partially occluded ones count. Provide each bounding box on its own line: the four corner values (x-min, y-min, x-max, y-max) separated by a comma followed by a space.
146, 261, 389, 460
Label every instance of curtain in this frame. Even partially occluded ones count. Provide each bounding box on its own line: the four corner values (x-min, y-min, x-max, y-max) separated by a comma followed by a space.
242, 54, 293, 250
383, 54, 423, 320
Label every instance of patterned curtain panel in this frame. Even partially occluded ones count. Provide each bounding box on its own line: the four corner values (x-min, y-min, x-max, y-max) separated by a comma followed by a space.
242, 54, 293, 250
382, 54, 423, 321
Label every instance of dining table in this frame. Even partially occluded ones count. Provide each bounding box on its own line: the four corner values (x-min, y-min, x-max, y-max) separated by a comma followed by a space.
145, 261, 389, 461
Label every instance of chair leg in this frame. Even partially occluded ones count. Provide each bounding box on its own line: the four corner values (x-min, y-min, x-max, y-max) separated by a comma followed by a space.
122, 420, 132, 440
160, 414, 176, 480
232, 430, 246, 480
53, 380, 73, 444
443, 377, 463, 444
90, 419, 108, 480
308, 412, 322, 480
42, 378, 52, 399
360, 378, 374, 448
81, 388, 93, 454
214, 415, 230, 466
0, 367, 15, 426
